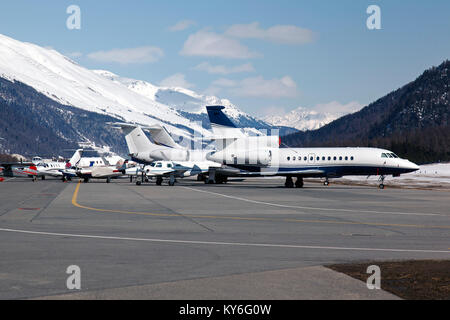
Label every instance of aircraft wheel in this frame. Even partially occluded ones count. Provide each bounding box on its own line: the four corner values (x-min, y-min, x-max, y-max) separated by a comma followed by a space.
83, 178, 89, 183
285, 182, 294, 188
41, 176, 46, 180
285, 176, 294, 188
169, 180, 175, 186
379, 184, 385, 189
106, 177, 111, 183
136, 181, 141, 186
324, 181, 329, 186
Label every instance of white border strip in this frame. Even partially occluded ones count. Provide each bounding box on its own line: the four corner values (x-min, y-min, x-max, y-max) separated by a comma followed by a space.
0, 227, 449, 254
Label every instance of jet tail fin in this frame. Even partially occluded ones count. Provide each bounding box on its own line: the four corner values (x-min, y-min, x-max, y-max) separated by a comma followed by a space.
146, 124, 181, 149
67, 149, 83, 168
206, 106, 246, 139
108, 123, 155, 155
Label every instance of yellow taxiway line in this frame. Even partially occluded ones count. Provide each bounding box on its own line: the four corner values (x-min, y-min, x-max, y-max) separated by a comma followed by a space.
72, 181, 450, 230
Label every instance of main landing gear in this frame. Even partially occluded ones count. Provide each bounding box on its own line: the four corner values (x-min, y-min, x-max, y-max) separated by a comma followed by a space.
323, 178, 329, 186
285, 176, 303, 188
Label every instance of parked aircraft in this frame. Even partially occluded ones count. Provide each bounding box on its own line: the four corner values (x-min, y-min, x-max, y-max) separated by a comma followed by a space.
61, 149, 126, 183
205, 106, 419, 189
33, 150, 84, 180
110, 123, 223, 185
135, 161, 198, 186
0, 159, 37, 179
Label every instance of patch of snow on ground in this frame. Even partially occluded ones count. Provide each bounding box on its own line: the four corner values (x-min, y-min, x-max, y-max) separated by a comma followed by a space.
337, 163, 450, 189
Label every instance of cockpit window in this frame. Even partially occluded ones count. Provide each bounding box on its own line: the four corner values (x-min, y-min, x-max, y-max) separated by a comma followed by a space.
381, 153, 388, 158
150, 163, 156, 167
390, 153, 399, 158
155, 163, 162, 168
167, 163, 172, 168
387, 153, 393, 158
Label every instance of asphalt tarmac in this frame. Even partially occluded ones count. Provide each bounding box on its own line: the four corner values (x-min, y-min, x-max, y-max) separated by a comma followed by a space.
0, 177, 448, 299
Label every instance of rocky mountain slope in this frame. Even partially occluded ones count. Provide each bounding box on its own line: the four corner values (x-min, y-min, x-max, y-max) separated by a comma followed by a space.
283, 60, 450, 164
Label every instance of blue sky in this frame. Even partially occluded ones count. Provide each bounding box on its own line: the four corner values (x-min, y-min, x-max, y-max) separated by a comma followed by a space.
1, 0, 449, 117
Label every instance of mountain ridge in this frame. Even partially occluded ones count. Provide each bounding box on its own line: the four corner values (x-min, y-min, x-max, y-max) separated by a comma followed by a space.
0, 33, 297, 156
0, 33, 284, 140
282, 60, 450, 164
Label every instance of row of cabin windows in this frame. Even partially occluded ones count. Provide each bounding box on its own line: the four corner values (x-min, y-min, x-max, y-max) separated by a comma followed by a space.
287, 156, 355, 162
150, 162, 175, 168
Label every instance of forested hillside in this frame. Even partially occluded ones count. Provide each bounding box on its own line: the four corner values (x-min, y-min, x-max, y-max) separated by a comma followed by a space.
283, 60, 450, 164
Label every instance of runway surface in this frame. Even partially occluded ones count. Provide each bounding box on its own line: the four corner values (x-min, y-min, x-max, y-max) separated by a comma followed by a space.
0, 177, 449, 299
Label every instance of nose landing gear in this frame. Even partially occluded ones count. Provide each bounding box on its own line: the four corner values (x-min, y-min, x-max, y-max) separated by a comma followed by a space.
378, 175, 386, 189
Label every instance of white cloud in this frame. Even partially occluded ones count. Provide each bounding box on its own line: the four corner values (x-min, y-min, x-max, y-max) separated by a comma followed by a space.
193, 62, 255, 75
211, 78, 237, 87
180, 30, 259, 59
67, 51, 83, 58
225, 22, 315, 45
168, 20, 196, 32
313, 101, 363, 114
232, 76, 298, 98
210, 75, 299, 98
87, 46, 164, 64
159, 73, 194, 89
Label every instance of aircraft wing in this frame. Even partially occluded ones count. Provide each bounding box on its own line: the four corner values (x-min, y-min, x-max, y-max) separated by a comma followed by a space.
145, 168, 176, 177
89, 167, 123, 178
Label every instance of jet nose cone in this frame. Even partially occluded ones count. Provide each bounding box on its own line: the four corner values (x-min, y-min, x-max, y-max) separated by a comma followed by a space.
407, 161, 420, 172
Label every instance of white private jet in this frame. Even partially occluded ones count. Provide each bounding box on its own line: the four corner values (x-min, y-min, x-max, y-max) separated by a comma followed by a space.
205, 106, 419, 189
109, 123, 222, 186
32, 151, 84, 180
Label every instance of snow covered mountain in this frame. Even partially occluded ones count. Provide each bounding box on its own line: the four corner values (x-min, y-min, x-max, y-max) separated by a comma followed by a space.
0, 33, 277, 139
0, 33, 298, 156
264, 107, 349, 131
92, 69, 269, 131
0, 33, 210, 139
